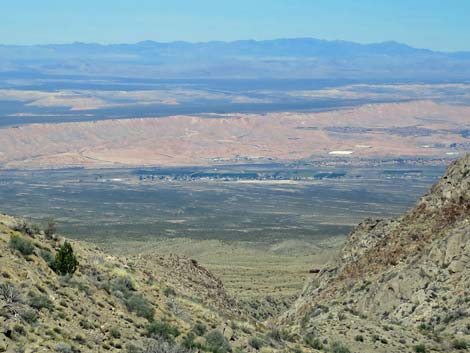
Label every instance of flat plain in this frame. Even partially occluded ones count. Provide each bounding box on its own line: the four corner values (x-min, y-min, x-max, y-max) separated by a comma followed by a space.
0, 163, 445, 298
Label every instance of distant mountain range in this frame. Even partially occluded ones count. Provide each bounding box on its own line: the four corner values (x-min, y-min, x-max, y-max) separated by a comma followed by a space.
2, 38, 470, 80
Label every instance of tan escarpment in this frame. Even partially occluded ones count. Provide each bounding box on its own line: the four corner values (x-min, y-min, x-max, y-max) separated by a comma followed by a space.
280, 153, 470, 352
1, 100, 469, 169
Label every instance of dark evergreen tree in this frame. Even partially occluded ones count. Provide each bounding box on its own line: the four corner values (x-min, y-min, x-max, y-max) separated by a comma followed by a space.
53, 242, 79, 276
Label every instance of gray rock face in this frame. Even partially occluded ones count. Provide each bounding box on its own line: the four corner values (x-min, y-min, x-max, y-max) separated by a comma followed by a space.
283, 153, 470, 352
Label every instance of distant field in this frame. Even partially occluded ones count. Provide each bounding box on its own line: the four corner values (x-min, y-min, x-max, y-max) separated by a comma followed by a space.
0, 163, 445, 298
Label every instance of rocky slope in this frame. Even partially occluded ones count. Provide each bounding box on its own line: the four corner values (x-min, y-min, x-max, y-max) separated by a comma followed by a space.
0, 214, 306, 353
282, 153, 470, 352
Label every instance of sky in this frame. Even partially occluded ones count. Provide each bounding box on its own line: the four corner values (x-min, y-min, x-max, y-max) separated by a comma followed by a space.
1, 0, 469, 51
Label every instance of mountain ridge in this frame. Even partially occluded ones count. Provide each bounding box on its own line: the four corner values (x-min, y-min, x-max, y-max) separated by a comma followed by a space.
2, 38, 470, 79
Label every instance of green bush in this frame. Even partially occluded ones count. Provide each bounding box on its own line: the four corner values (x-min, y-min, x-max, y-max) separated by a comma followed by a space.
205, 330, 231, 353
13, 324, 26, 336
40, 249, 55, 267
193, 322, 208, 336
20, 308, 38, 324
248, 337, 264, 350
182, 332, 204, 350
163, 287, 176, 297
125, 293, 155, 321
112, 276, 136, 297
267, 327, 291, 342
28, 293, 53, 310
110, 327, 121, 339
146, 321, 180, 341
304, 334, 323, 350
452, 339, 468, 350
331, 341, 351, 353
9, 235, 34, 255
53, 242, 79, 276
144, 339, 191, 353
55, 342, 73, 353
414, 344, 426, 353
354, 335, 364, 342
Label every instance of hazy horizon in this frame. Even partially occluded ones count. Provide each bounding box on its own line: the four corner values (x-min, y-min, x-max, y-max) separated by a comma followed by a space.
1, 37, 468, 54
1, 0, 470, 51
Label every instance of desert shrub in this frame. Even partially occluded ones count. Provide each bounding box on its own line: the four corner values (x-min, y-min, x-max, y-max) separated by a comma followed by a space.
112, 276, 136, 297
414, 344, 426, 353
110, 327, 121, 338
304, 334, 323, 350
205, 330, 231, 353
163, 287, 176, 297
354, 335, 364, 342
248, 337, 264, 350
53, 242, 79, 276
20, 308, 37, 324
125, 294, 155, 320
146, 321, 180, 341
40, 249, 55, 267
182, 332, 204, 350
73, 334, 87, 344
267, 327, 291, 342
0, 282, 21, 303
193, 322, 207, 336
13, 324, 26, 336
79, 319, 93, 330
9, 235, 34, 255
144, 338, 191, 353
28, 293, 53, 310
55, 342, 73, 353
452, 339, 468, 350
331, 341, 351, 353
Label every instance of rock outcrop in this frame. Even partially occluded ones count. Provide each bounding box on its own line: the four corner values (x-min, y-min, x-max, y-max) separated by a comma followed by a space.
282, 153, 470, 352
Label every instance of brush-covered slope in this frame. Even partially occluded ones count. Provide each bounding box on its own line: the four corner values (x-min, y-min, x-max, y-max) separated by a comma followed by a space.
282, 153, 470, 353
0, 214, 307, 353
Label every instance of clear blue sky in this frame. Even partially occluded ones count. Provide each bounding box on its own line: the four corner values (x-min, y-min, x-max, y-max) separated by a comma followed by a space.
1, 0, 469, 51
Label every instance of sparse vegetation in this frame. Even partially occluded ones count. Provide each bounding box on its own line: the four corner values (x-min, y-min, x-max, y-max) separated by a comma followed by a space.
20, 308, 37, 324
304, 334, 323, 350
248, 337, 265, 350
28, 293, 53, 310
452, 339, 468, 350
163, 287, 176, 297
146, 321, 180, 341
9, 235, 34, 255
354, 335, 364, 342
125, 293, 155, 321
205, 329, 231, 353
414, 344, 427, 353
193, 322, 208, 336
40, 249, 55, 267
110, 327, 121, 338
330, 341, 351, 353
55, 342, 73, 353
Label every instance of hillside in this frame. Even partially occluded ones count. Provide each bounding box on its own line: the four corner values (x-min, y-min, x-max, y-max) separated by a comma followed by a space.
282, 153, 470, 352
0, 214, 308, 352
